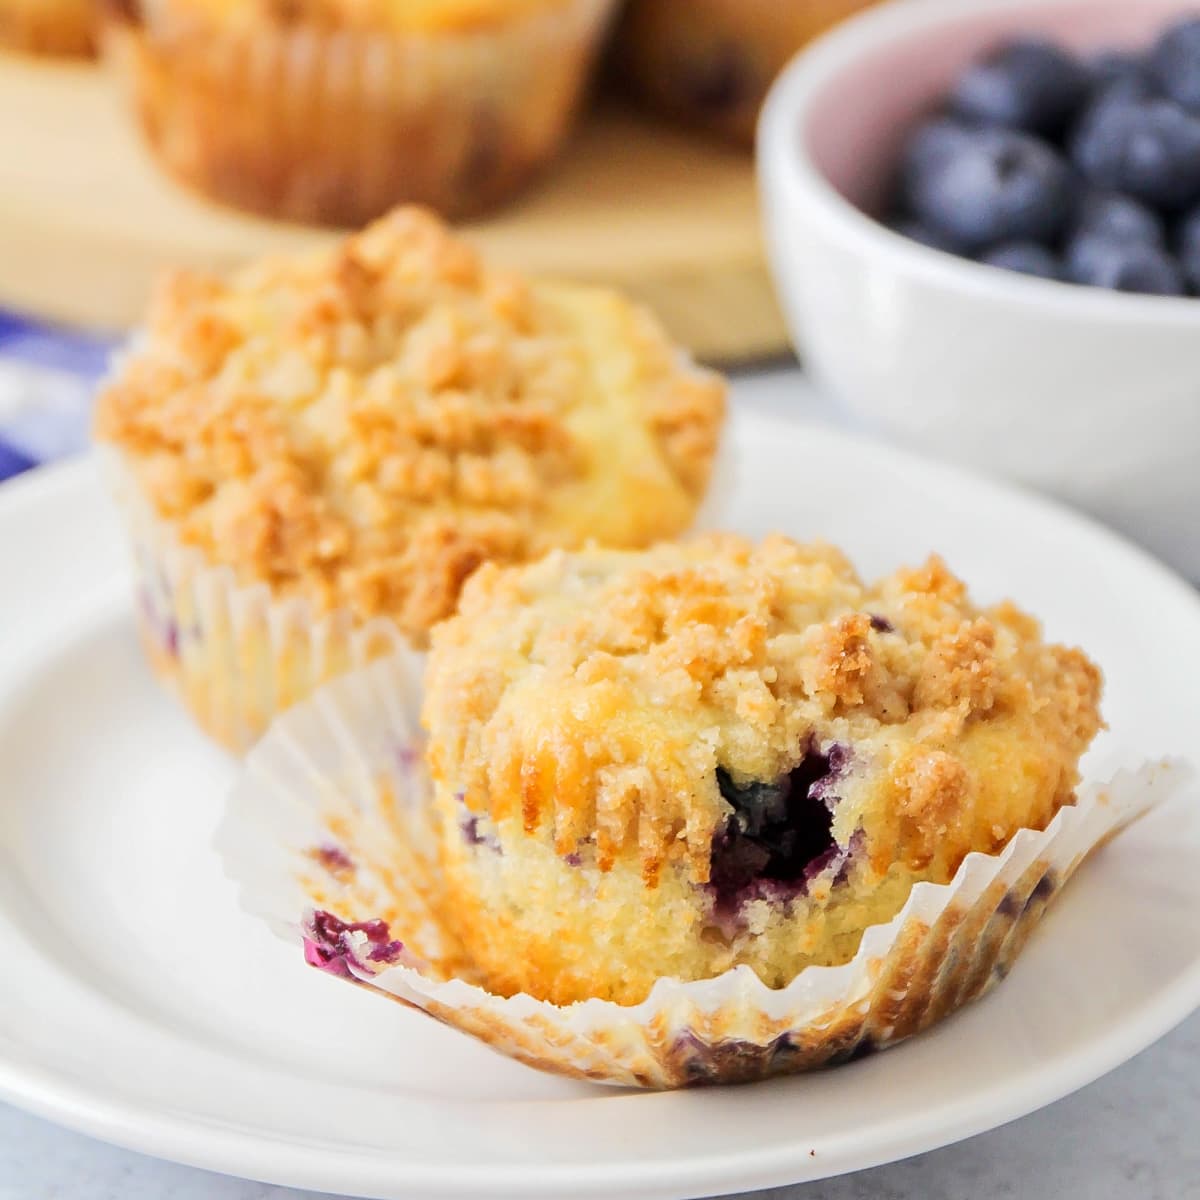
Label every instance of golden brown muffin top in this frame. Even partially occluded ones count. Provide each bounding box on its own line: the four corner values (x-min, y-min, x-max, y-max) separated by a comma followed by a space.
95, 208, 724, 639
152, 0, 580, 33
425, 534, 1103, 884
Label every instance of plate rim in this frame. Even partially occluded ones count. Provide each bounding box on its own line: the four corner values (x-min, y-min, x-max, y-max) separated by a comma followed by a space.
2, 411, 1200, 1200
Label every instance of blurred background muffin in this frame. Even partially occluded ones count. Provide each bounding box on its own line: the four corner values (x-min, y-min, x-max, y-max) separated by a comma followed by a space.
100, 0, 618, 225
615, 0, 882, 145
0, 0, 96, 55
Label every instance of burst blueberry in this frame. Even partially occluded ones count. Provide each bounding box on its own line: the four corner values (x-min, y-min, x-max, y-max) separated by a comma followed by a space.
709, 742, 850, 912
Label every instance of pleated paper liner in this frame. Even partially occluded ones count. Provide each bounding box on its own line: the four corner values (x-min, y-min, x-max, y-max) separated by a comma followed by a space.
100, 448, 408, 754
217, 648, 1188, 1088
101, 0, 618, 225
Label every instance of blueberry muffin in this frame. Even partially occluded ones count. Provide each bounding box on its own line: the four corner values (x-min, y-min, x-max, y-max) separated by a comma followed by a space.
95, 207, 725, 750
0, 0, 96, 55
101, 0, 616, 224
423, 534, 1103, 1006
616, 0, 882, 145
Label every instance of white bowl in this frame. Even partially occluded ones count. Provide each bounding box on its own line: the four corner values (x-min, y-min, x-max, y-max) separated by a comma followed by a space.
759, 0, 1200, 580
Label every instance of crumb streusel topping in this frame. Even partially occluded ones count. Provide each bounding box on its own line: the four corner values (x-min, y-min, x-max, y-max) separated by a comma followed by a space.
426, 534, 1104, 885
96, 208, 725, 638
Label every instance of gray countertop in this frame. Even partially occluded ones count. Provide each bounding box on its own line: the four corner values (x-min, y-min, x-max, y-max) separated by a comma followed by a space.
3, 1010, 1197, 1200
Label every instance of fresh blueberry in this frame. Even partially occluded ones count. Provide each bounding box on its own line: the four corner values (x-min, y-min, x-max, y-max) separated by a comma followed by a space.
1178, 203, 1200, 256
1150, 16, 1200, 114
897, 119, 972, 205
1071, 96, 1200, 211
1072, 190, 1167, 247
904, 127, 1073, 251
1064, 233, 1185, 294
889, 217, 960, 253
1089, 50, 1157, 103
1174, 203, 1200, 289
949, 38, 1091, 136
980, 240, 1061, 280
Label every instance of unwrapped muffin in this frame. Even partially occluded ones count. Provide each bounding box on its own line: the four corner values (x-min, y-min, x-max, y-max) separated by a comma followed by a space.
0, 0, 95, 55
616, 0, 882, 145
424, 535, 1103, 1005
101, 0, 616, 223
94, 207, 725, 750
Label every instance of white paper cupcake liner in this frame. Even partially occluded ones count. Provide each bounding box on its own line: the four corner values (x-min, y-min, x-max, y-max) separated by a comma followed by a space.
101, 447, 408, 754
217, 648, 1190, 1088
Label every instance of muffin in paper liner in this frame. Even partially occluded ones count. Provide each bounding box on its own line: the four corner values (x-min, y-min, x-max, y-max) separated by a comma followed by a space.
99, 390, 733, 755
101, 0, 617, 224
216, 648, 1185, 1089
0, 0, 96, 56
616, 0, 883, 146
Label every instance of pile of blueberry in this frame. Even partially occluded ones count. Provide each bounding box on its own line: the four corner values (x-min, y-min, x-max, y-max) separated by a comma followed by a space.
890, 16, 1200, 295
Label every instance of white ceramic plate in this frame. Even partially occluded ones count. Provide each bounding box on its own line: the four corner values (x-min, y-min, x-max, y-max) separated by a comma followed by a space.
2, 400, 1199, 1200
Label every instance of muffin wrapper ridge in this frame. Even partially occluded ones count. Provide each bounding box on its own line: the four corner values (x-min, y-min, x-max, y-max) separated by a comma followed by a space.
217, 649, 1187, 1089
101, 448, 408, 754
101, 0, 617, 224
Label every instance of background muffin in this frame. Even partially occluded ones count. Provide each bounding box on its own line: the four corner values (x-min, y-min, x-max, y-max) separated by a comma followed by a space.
94, 207, 725, 750
424, 534, 1103, 1006
0, 0, 95, 55
101, 0, 617, 224
615, 0, 882, 145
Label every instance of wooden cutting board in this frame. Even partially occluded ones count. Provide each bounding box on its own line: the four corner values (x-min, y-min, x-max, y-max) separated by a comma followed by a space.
0, 53, 790, 363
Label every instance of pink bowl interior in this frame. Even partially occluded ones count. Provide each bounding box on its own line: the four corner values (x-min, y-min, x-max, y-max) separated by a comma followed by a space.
806, 0, 1200, 217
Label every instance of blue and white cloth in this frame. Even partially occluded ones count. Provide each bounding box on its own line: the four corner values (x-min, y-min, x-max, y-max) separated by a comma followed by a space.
0, 312, 117, 483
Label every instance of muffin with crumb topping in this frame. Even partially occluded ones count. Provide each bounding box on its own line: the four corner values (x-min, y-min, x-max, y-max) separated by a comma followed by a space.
95, 206, 725, 751
0, 0, 95, 55
616, 0, 882, 145
423, 534, 1103, 1006
102, 0, 616, 224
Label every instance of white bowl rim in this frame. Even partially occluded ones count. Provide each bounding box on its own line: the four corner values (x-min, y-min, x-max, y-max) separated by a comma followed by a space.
758, 0, 1200, 327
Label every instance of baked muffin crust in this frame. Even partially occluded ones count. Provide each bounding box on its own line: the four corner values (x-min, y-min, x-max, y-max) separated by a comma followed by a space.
96, 208, 725, 640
